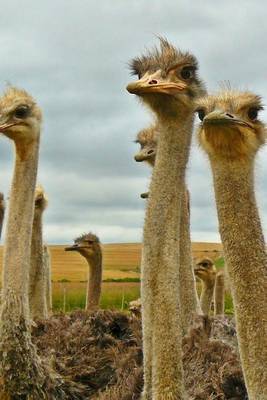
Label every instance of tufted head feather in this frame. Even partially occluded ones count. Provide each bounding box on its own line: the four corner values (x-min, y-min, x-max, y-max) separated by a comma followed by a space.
34, 185, 48, 211
129, 37, 198, 78
127, 38, 206, 117
74, 232, 100, 244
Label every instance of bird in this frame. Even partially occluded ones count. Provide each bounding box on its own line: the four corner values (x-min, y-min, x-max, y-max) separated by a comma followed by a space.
134, 124, 159, 166
127, 38, 206, 399
0, 87, 84, 399
134, 123, 201, 331
197, 88, 267, 399
214, 270, 225, 316
0, 87, 48, 398
29, 185, 49, 319
43, 243, 52, 314
0, 192, 5, 239
194, 257, 217, 315
65, 232, 102, 311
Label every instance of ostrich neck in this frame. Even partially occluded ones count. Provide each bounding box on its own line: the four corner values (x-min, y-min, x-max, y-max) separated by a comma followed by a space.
214, 273, 224, 315
200, 278, 215, 315
2, 140, 39, 297
211, 160, 267, 284
211, 159, 267, 399
144, 115, 193, 244
85, 252, 102, 309
31, 210, 44, 272
29, 207, 47, 318
142, 112, 194, 398
0, 202, 5, 240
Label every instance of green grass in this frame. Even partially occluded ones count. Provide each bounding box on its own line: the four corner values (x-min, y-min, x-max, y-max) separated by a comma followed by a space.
52, 282, 140, 312
225, 292, 234, 314
103, 278, 140, 283
215, 257, 225, 269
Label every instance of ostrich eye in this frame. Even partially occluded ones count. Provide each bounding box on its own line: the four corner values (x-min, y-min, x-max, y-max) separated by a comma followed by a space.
247, 107, 259, 121
14, 105, 30, 119
180, 66, 195, 80
202, 262, 208, 268
197, 109, 205, 121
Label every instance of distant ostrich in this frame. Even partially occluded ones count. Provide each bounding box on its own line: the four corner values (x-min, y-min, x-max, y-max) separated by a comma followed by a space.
194, 258, 216, 315
43, 244, 53, 314
65, 232, 102, 311
135, 123, 201, 330
134, 124, 159, 166
214, 270, 225, 315
197, 89, 267, 399
127, 38, 205, 398
135, 125, 159, 199
0, 192, 5, 239
29, 185, 48, 319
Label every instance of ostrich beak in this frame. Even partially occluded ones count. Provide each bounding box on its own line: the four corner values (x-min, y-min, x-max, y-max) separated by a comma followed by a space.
0, 122, 18, 132
140, 192, 149, 199
203, 110, 253, 129
65, 244, 79, 252
135, 147, 155, 162
134, 153, 146, 162
126, 77, 187, 95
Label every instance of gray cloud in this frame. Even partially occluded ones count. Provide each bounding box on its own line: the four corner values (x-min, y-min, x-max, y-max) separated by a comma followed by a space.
0, 1, 267, 243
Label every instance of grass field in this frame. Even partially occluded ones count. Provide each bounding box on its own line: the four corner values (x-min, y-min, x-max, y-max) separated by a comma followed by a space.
0, 242, 233, 313
53, 281, 140, 312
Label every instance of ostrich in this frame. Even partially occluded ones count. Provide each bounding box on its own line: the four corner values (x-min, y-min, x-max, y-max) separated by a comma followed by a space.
134, 124, 159, 166
194, 258, 216, 315
43, 244, 53, 314
127, 38, 205, 399
0, 87, 48, 397
0, 192, 5, 239
0, 87, 84, 399
65, 232, 102, 311
134, 125, 159, 199
29, 185, 49, 319
214, 270, 225, 315
197, 89, 267, 399
135, 123, 201, 330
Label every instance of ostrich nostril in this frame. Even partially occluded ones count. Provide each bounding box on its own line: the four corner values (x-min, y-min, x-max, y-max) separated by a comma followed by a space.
147, 150, 154, 155
226, 113, 234, 118
149, 79, 158, 85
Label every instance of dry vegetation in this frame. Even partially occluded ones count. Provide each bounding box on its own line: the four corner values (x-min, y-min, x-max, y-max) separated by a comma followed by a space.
32, 312, 246, 399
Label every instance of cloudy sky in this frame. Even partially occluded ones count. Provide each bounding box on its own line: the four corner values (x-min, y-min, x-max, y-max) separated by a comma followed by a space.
0, 1, 266, 244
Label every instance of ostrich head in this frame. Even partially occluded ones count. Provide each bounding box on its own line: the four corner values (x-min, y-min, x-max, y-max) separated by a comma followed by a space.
134, 125, 159, 165
196, 90, 265, 161
194, 258, 216, 284
34, 185, 48, 212
0, 87, 42, 145
127, 38, 206, 118
65, 232, 101, 259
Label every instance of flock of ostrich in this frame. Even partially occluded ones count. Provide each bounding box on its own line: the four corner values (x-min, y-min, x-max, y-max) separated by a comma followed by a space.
0, 37, 265, 399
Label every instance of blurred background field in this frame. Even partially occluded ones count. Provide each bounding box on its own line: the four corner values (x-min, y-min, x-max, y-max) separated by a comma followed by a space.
53, 281, 140, 312
0, 242, 233, 313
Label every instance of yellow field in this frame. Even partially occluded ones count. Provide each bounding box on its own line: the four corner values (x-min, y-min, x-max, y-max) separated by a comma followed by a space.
0, 242, 223, 282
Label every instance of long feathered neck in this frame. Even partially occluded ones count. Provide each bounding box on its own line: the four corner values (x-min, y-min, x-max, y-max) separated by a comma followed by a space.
2, 139, 39, 299
29, 205, 47, 319
85, 250, 102, 310
200, 277, 215, 315
210, 158, 267, 399
142, 111, 194, 398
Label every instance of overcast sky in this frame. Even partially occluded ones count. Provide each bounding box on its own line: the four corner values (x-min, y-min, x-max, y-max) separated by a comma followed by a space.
0, 1, 266, 244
